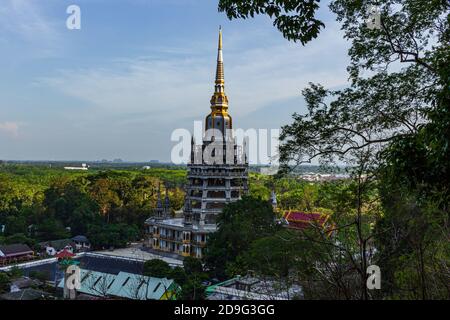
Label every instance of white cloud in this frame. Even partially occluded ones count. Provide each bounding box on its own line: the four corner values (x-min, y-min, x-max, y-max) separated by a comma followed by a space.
0, 122, 20, 138
37, 21, 350, 123
0, 0, 60, 51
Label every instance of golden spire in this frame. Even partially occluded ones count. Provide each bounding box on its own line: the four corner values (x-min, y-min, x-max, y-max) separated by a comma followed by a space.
210, 26, 228, 111
215, 26, 224, 85
205, 27, 232, 137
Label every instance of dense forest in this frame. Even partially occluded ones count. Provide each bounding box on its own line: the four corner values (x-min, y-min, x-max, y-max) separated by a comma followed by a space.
0, 163, 329, 248
0, 164, 187, 249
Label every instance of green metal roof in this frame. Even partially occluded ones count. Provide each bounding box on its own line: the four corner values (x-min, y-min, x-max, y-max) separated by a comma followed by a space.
58, 269, 176, 300
205, 278, 238, 294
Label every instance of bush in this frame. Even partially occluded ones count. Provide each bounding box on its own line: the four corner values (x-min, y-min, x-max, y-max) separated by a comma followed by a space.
143, 259, 171, 278
0, 272, 10, 293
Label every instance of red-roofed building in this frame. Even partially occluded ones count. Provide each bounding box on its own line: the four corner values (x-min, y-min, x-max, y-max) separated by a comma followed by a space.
55, 249, 75, 259
282, 211, 331, 232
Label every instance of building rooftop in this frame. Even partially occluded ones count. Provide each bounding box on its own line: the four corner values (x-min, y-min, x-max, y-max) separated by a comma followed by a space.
10, 276, 42, 290
206, 275, 303, 300
146, 217, 217, 232
72, 235, 89, 243
0, 288, 51, 301
57, 269, 176, 300
39, 239, 73, 251
282, 211, 329, 230
0, 244, 33, 258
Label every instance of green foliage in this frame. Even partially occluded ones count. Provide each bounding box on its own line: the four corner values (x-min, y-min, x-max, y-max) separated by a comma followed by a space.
374, 166, 450, 299
0, 272, 10, 293
179, 277, 206, 300
29, 270, 50, 282
183, 257, 203, 275
3, 233, 36, 248
169, 266, 187, 286
179, 258, 207, 300
205, 196, 278, 279
143, 259, 172, 278
242, 229, 299, 277
87, 223, 139, 249
36, 218, 71, 241
227, 0, 449, 300
8, 266, 24, 279
218, 0, 324, 44
0, 166, 187, 250
3, 215, 27, 236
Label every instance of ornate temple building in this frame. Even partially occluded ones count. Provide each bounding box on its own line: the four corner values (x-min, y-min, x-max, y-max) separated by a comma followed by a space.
145, 28, 249, 259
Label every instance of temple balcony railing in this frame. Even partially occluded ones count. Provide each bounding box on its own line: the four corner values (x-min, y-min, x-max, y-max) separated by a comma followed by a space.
159, 234, 183, 242
191, 208, 222, 213
190, 196, 229, 202
188, 172, 248, 178
189, 185, 243, 190
192, 240, 207, 247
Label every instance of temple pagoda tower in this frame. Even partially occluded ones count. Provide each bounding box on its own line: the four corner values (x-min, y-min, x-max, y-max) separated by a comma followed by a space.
145, 28, 248, 259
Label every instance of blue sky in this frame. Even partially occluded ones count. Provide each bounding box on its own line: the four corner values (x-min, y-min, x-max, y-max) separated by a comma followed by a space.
0, 0, 350, 162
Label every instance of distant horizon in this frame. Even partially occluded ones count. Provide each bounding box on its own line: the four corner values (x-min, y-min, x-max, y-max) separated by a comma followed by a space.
1, 159, 349, 170
0, 0, 349, 162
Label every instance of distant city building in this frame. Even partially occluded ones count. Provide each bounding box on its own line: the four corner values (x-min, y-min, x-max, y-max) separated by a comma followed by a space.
259, 166, 279, 175
64, 163, 88, 171
142, 166, 151, 170
298, 172, 350, 182
145, 28, 248, 259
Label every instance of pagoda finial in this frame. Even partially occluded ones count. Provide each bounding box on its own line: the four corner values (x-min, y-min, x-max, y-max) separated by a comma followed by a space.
218, 26, 222, 50
215, 26, 224, 86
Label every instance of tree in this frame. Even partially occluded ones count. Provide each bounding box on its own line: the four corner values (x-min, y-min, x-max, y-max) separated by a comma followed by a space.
84, 272, 115, 299
4, 233, 36, 248
87, 223, 139, 249
179, 278, 206, 300
205, 196, 278, 279
218, 0, 324, 44
222, 0, 449, 299
89, 178, 121, 224
4, 215, 27, 236
222, 1, 449, 192
8, 266, 24, 279
169, 266, 187, 286
29, 270, 50, 282
43, 177, 100, 235
35, 218, 70, 241
0, 272, 10, 293
143, 259, 172, 278
183, 257, 203, 275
